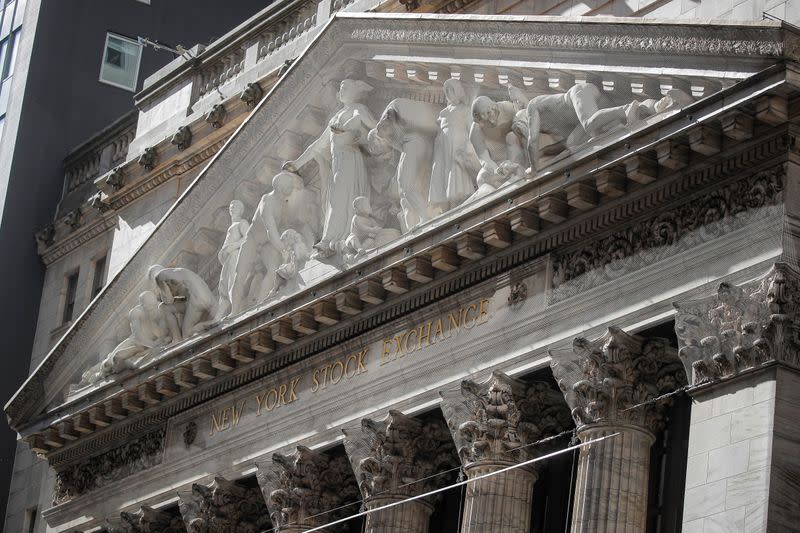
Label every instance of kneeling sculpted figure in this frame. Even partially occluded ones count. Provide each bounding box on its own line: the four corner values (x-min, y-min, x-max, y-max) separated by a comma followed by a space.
148, 264, 217, 337
470, 95, 527, 193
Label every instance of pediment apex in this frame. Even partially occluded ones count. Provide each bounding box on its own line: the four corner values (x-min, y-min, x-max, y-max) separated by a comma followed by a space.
6, 13, 795, 436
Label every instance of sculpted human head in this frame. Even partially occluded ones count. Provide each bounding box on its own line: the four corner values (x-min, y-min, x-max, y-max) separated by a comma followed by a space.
472, 96, 499, 127
338, 79, 373, 104
444, 78, 466, 106
272, 172, 295, 197
139, 290, 159, 313
228, 199, 244, 219
147, 264, 165, 286
655, 88, 693, 114
353, 196, 371, 216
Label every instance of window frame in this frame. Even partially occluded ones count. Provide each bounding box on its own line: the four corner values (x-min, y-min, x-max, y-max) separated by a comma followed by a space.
89, 254, 107, 299
98, 32, 142, 92
62, 270, 80, 325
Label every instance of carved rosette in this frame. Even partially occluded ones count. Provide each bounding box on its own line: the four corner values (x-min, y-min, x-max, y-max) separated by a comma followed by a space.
551, 327, 686, 434
439, 371, 571, 469
119, 506, 185, 533
342, 410, 458, 502
256, 446, 359, 532
674, 262, 800, 384
178, 476, 270, 533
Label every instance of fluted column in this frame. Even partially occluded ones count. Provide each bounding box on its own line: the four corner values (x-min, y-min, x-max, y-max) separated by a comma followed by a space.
342, 410, 458, 533
551, 326, 685, 533
256, 445, 359, 532
440, 371, 571, 533
178, 476, 271, 532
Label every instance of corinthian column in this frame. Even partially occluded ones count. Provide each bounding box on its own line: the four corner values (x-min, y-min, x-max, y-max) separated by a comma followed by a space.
439, 371, 571, 533
342, 410, 458, 533
256, 445, 359, 532
551, 326, 685, 533
178, 476, 271, 533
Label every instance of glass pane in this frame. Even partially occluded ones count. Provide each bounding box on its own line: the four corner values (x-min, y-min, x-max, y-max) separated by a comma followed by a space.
3, 30, 18, 78
13, 0, 24, 29
99, 33, 141, 91
0, 1, 12, 38
0, 78, 10, 116
0, 117, 5, 147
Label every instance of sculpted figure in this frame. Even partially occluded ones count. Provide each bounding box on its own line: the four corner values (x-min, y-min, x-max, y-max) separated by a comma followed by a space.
283, 79, 376, 258
366, 129, 402, 228
228, 172, 296, 315
269, 229, 311, 297
216, 200, 249, 319
622, 88, 694, 126
429, 79, 480, 214
372, 98, 440, 231
470, 95, 527, 192
100, 290, 181, 375
342, 196, 400, 262
148, 265, 217, 337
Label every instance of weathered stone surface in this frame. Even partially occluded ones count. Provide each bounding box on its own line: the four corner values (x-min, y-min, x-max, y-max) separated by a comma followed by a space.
178, 476, 270, 533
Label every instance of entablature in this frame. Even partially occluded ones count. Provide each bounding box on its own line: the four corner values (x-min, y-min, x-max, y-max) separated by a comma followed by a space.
8, 13, 800, 466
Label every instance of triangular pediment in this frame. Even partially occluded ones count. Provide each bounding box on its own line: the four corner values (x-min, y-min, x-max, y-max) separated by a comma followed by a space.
7, 13, 798, 436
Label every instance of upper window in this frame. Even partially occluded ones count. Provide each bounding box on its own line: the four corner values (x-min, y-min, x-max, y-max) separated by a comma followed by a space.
99, 32, 142, 92
62, 271, 79, 324
90, 254, 107, 298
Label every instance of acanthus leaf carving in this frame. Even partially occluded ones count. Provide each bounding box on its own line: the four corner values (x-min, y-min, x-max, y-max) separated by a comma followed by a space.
53, 428, 165, 505
256, 445, 359, 532
674, 262, 800, 384
119, 506, 185, 533
551, 327, 686, 433
440, 371, 571, 468
342, 410, 458, 502
178, 476, 270, 533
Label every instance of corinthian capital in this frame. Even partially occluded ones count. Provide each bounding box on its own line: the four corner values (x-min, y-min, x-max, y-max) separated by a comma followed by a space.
119, 506, 184, 533
178, 476, 270, 533
551, 326, 686, 433
343, 410, 458, 500
256, 445, 358, 531
674, 263, 800, 384
440, 371, 571, 467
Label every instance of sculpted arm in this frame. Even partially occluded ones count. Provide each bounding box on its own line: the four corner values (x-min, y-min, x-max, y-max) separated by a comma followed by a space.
283, 128, 331, 172
470, 122, 497, 173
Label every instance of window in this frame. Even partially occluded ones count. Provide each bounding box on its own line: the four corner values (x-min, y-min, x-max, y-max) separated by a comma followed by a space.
63, 271, 79, 324
91, 255, 107, 298
24, 506, 36, 533
99, 32, 142, 92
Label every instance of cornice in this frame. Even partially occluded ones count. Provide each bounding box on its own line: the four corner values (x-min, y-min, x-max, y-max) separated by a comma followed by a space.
8, 14, 799, 440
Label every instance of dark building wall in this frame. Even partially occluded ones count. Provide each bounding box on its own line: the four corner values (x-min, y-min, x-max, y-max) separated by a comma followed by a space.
0, 0, 269, 527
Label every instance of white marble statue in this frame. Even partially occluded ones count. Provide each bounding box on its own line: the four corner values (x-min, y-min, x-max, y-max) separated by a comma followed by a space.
283, 78, 377, 258
622, 88, 694, 127
470, 95, 527, 193
228, 172, 296, 315
366, 129, 403, 229
148, 265, 217, 337
98, 290, 181, 377
429, 79, 480, 215
269, 229, 311, 297
372, 98, 440, 231
342, 196, 401, 263
216, 200, 250, 319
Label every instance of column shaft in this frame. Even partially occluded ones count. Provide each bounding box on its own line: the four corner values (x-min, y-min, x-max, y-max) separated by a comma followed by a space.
364, 496, 433, 533
570, 425, 654, 533
461, 462, 536, 533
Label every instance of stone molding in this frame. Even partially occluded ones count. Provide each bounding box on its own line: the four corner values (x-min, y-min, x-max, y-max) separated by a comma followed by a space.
256, 446, 358, 531
439, 371, 570, 468
551, 327, 686, 433
178, 476, 270, 533
343, 410, 458, 501
53, 428, 165, 505
674, 262, 800, 385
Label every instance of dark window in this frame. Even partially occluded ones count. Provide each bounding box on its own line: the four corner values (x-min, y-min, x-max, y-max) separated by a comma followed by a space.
63, 271, 79, 324
91, 255, 107, 298
25, 506, 36, 533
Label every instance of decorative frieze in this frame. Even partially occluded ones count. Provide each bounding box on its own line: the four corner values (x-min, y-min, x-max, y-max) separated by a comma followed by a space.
256, 446, 358, 532
551, 164, 785, 302
178, 476, 270, 533
674, 262, 800, 384
551, 327, 685, 432
53, 428, 165, 505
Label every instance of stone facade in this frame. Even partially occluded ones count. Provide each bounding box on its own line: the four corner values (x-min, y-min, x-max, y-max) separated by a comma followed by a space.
5, 1, 800, 532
